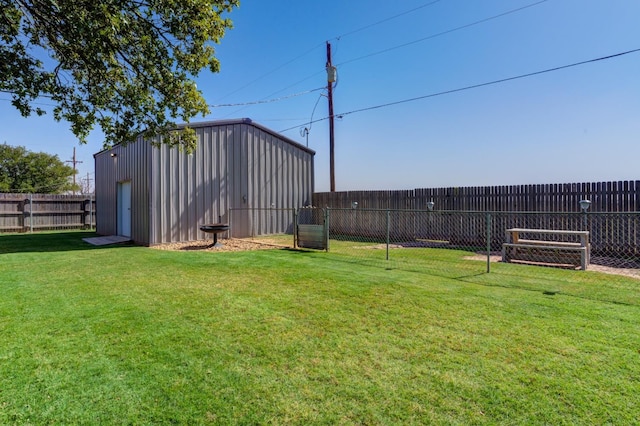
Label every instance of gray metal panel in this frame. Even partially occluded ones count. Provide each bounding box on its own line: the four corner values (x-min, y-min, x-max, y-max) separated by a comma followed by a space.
94, 136, 151, 244
94, 153, 115, 237
232, 124, 314, 237
95, 119, 315, 244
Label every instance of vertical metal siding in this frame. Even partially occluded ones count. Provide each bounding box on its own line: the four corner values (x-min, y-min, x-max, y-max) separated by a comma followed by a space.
149, 143, 160, 244
94, 136, 151, 244
202, 127, 212, 224
96, 120, 314, 245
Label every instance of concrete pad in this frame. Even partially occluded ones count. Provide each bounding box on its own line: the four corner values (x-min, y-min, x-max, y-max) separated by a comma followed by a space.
83, 235, 131, 246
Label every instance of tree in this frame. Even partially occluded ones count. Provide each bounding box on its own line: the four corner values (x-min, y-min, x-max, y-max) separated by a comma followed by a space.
0, 143, 78, 193
0, 0, 238, 151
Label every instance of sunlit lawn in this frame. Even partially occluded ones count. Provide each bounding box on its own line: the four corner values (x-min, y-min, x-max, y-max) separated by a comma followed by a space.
1, 231, 639, 424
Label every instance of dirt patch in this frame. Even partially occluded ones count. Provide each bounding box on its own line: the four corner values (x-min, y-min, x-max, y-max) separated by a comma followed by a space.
585, 264, 640, 279
355, 241, 449, 250
151, 238, 291, 252
355, 244, 404, 250
464, 253, 640, 280
464, 254, 503, 263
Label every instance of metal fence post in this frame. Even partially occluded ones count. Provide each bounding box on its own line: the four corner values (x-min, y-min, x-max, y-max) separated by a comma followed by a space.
29, 193, 33, 233
486, 212, 492, 273
325, 208, 330, 252
20, 197, 27, 231
386, 209, 390, 261
293, 208, 298, 248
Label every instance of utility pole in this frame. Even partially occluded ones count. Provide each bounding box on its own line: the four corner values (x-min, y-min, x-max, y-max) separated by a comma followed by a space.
65, 147, 83, 194
326, 41, 336, 192
83, 172, 93, 194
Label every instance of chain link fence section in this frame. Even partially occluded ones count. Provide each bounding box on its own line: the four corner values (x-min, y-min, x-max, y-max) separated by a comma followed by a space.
228, 207, 639, 274
490, 211, 640, 270
324, 208, 391, 269
324, 208, 492, 274
324, 208, 640, 274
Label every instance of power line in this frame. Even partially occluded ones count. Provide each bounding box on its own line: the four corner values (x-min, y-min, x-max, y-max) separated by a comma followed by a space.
219, 0, 551, 119
336, 0, 550, 67
252, 117, 311, 122
3, 85, 321, 113
0, 97, 58, 107
304, 92, 325, 132
0, 89, 52, 97
1, 1, 555, 126
214, 43, 326, 102
333, 0, 444, 40
208, 87, 324, 108
218, 75, 326, 119
279, 47, 640, 133
214, 0, 446, 105
297, 92, 325, 147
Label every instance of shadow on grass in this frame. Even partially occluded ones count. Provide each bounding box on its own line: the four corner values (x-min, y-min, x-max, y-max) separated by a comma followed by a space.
281, 248, 324, 255
0, 231, 131, 254
308, 250, 489, 280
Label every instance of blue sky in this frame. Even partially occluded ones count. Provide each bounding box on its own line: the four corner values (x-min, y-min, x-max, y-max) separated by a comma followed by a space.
1, 0, 639, 192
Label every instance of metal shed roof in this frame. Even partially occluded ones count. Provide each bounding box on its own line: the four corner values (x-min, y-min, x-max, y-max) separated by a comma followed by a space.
94, 118, 315, 157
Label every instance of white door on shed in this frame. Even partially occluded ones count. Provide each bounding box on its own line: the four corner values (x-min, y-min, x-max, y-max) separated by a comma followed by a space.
117, 181, 132, 238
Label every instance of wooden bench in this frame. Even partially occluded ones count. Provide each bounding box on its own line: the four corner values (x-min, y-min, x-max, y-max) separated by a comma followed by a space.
502, 228, 590, 270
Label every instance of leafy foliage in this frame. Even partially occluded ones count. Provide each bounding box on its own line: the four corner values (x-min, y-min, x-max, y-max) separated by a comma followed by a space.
0, 143, 77, 193
0, 0, 238, 150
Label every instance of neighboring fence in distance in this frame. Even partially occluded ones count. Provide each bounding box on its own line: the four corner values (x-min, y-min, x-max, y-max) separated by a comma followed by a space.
314, 180, 640, 212
0, 193, 96, 232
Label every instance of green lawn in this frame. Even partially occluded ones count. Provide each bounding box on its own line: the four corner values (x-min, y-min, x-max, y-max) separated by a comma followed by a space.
1, 231, 639, 424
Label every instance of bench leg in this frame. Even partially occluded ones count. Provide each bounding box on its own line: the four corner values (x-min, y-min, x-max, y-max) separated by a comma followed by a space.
502, 244, 520, 263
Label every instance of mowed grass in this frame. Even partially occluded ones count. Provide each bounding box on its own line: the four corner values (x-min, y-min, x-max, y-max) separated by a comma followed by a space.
1, 232, 639, 424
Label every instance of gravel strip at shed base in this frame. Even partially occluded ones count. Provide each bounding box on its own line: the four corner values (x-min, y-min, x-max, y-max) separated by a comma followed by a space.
151, 238, 290, 252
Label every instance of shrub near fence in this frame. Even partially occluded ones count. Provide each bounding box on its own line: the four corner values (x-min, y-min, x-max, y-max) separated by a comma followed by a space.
0, 193, 96, 232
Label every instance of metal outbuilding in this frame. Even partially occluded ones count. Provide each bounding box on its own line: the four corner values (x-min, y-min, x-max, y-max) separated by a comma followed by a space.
94, 118, 315, 245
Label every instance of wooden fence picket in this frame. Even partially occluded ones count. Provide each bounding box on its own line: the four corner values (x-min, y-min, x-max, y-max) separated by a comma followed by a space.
0, 193, 96, 232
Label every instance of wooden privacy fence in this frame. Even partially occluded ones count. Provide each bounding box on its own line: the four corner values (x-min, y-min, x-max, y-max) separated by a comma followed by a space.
0, 193, 96, 232
314, 180, 640, 212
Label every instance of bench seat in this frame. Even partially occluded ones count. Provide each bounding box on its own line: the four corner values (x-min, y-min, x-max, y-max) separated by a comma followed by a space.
515, 239, 583, 248
502, 229, 590, 270
502, 243, 587, 269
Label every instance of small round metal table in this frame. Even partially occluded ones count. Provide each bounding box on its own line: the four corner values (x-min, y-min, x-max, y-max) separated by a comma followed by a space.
199, 223, 230, 247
